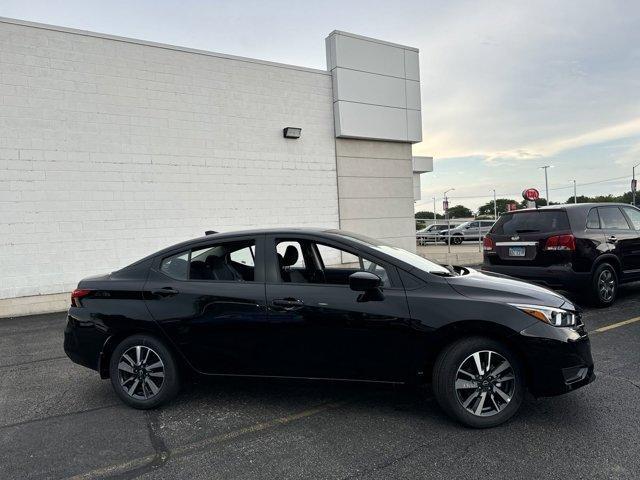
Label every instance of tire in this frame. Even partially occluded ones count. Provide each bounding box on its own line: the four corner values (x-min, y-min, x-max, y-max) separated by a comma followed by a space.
453, 235, 463, 245
591, 263, 618, 307
109, 334, 180, 409
432, 336, 525, 428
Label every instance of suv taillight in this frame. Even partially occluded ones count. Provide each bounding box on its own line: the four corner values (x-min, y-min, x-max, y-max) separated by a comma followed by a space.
544, 234, 575, 251
71, 289, 91, 307
483, 236, 495, 251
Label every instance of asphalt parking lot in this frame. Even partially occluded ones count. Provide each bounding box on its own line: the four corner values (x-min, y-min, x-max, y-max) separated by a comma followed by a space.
1, 287, 639, 480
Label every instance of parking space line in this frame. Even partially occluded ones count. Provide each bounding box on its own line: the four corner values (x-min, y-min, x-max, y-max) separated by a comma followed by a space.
592, 316, 640, 334
65, 401, 345, 480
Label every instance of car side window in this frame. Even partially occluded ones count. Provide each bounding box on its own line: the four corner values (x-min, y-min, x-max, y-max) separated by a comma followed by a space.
598, 207, 631, 230
586, 208, 600, 229
622, 207, 640, 230
160, 251, 190, 280
315, 243, 389, 287
190, 240, 256, 282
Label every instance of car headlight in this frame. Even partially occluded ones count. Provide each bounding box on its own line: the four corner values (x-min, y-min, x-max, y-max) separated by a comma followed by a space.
509, 303, 577, 327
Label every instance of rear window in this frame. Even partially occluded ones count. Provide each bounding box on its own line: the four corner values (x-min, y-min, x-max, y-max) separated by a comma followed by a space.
491, 210, 570, 235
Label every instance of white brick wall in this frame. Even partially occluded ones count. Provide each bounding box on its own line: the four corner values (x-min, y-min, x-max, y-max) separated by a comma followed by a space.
0, 19, 339, 300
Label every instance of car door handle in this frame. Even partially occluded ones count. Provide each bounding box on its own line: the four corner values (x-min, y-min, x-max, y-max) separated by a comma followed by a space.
272, 298, 304, 310
152, 287, 179, 297
607, 235, 618, 243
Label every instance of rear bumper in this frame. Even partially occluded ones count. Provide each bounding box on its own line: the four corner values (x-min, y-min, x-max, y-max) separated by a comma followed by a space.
518, 322, 595, 397
63, 311, 107, 372
482, 263, 590, 290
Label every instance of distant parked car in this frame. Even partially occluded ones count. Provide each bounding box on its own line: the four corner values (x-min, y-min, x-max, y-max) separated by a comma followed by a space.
440, 220, 496, 245
416, 223, 450, 245
482, 203, 640, 306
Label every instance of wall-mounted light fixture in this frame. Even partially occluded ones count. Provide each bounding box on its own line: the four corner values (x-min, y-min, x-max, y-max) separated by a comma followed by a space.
283, 127, 302, 139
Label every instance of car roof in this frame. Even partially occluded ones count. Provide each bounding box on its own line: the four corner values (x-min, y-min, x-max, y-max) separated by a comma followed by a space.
128, 227, 378, 266
509, 202, 633, 213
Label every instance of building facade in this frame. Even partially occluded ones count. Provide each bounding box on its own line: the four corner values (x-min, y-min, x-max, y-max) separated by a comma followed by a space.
0, 18, 428, 316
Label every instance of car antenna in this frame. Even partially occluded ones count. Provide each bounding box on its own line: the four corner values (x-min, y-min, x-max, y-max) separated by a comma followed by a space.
205, 230, 218, 235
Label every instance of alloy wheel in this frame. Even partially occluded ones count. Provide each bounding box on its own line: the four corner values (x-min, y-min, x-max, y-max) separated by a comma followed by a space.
117, 345, 165, 400
455, 350, 516, 417
598, 269, 615, 302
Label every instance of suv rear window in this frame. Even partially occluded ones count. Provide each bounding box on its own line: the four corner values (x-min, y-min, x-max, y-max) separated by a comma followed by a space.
491, 210, 570, 235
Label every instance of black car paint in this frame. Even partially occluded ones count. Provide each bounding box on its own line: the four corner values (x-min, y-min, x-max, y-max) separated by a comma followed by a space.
483, 203, 640, 289
64, 228, 594, 397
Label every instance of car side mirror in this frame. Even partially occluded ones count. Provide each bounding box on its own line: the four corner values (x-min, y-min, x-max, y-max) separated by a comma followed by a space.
349, 271, 384, 302
349, 271, 381, 291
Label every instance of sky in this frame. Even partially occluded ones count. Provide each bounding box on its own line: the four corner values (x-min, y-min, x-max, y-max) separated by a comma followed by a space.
1, 0, 639, 213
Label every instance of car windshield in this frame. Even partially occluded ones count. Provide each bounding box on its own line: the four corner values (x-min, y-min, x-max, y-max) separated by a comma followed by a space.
332, 231, 451, 275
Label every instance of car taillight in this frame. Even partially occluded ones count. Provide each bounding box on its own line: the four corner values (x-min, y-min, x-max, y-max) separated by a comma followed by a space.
544, 234, 576, 251
483, 236, 495, 251
71, 289, 91, 307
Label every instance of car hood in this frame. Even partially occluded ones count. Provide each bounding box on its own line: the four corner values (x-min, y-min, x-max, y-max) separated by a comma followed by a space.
445, 268, 574, 310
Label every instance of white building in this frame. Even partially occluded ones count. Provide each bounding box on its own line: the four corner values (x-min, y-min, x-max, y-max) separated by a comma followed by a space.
0, 17, 432, 317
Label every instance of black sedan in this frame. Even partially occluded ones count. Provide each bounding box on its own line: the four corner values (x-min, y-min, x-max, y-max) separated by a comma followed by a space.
64, 228, 594, 428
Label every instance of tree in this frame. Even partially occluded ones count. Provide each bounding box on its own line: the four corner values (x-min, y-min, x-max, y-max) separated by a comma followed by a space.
415, 210, 444, 220
447, 205, 473, 218
477, 198, 519, 217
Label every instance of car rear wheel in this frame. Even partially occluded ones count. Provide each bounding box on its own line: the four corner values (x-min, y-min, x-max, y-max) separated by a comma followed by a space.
432, 337, 524, 428
109, 334, 180, 409
591, 263, 617, 307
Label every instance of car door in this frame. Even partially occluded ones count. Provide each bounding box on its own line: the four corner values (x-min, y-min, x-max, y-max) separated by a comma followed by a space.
598, 206, 638, 275
620, 207, 640, 274
263, 234, 414, 381
465, 221, 479, 239
144, 235, 271, 375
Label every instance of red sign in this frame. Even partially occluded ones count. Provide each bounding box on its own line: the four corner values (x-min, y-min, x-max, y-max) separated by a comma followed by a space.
522, 188, 540, 201
632, 179, 637, 193
443, 199, 449, 211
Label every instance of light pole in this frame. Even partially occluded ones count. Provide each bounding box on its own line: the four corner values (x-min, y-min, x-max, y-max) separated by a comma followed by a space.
492, 189, 497, 219
444, 188, 455, 253
571, 179, 577, 203
633, 163, 640, 207
540, 166, 551, 205
432, 196, 437, 245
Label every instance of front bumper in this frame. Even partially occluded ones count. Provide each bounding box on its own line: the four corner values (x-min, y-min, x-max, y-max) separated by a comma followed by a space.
482, 263, 591, 291
518, 321, 595, 397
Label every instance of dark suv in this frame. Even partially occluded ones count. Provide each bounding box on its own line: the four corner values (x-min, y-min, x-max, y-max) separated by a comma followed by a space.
483, 203, 640, 306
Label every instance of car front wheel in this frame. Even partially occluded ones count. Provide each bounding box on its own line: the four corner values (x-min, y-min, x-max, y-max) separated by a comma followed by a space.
432, 337, 524, 428
109, 334, 180, 409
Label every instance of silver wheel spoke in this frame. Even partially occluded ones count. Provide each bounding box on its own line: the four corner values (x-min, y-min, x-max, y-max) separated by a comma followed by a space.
474, 391, 487, 415
489, 361, 509, 377
143, 348, 151, 365
128, 379, 140, 395
494, 385, 511, 403
497, 374, 514, 382
455, 379, 477, 390
145, 378, 159, 395
118, 362, 134, 373
135, 346, 142, 365
462, 391, 479, 408
490, 393, 501, 412
122, 353, 136, 367
149, 371, 165, 378
486, 351, 492, 374
473, 352, 484, 375
458, 368, 475, 378
147, 361, 163, 370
